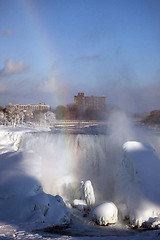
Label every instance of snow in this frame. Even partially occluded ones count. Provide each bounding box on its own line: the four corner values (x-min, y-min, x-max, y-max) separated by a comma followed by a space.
115, 141, 160, 227
72, 199, 87, 210
75, 180, 95, 207
0, 126, 70, 237
0, 149, 70, 226
91, 202, 118, 225
83, 180, 95, 206
0, 126, 160, 239
72, 180, 95, 211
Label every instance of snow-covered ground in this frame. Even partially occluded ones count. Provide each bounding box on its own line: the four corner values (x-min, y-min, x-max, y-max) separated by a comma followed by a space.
0, 125, 160, 239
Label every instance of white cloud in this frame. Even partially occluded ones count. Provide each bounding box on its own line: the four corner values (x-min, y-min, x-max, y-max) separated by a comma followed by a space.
37, 77, 66, 93
0, 58, 29, 77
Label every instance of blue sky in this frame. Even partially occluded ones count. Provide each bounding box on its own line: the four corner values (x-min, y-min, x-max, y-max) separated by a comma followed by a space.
0, 0, 160, 112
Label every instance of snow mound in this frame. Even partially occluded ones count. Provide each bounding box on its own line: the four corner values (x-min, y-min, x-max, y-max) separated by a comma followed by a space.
115, 141, 160, 228
0, 170, 71, 226
90, 202, 118, 226
28, 191, 70, 226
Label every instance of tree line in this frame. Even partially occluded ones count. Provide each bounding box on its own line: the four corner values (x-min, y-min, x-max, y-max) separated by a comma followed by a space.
0, 103, 107, 126
0, 106, 55, 126
55, 104, 107, 120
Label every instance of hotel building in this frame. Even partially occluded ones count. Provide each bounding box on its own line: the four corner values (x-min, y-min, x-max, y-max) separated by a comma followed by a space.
7, 102, 51, 111
74, 93, 106, 112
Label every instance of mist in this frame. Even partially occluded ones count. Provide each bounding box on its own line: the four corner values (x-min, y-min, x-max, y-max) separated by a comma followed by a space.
19, 110, 160, 207
101, 79, 160, 113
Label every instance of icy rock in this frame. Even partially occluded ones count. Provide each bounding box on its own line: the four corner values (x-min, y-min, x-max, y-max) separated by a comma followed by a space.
83, 180, 95, 206
76, 180, 95, 207
90, 202, 118, 226
115, 141, 160, 227
142, 217, 160, 229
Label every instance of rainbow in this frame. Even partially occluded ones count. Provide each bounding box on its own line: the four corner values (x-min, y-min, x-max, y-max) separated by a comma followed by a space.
18, 0, 70, 107
18, 1, 78, 180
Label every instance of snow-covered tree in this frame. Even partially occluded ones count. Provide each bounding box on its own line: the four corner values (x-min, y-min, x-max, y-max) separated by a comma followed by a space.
33, 111, 56, 127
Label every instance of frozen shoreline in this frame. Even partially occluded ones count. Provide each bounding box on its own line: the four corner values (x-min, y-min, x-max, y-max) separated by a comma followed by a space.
1, 221, 160, 240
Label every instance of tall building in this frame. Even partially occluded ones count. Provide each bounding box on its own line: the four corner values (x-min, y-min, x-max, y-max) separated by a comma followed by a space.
74, 93, 106, 112
7, 102, 51, 112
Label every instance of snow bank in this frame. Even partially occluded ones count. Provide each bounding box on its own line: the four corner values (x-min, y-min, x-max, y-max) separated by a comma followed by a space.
0, 126, 70, 227
90, 202, 118, 225
115, 141, 160, 227
0, 169, 70, 226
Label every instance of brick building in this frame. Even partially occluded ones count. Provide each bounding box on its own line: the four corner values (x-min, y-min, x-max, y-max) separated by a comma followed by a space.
74, 93, 106, 112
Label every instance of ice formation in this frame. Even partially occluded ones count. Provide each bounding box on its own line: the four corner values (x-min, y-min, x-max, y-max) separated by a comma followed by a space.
83, 180, 95, 206
90, 202, 118, 225
115, 141, 160, 227
73, 180, 95, 210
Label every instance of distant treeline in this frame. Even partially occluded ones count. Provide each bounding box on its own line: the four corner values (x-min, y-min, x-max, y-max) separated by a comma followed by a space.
0, 104, 107, 123
144, 110, 160, 125
54, 104, 107, 120
2, 103, 153, 123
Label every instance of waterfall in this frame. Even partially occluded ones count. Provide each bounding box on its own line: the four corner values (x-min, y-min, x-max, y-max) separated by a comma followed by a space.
20, 132, 123, 203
